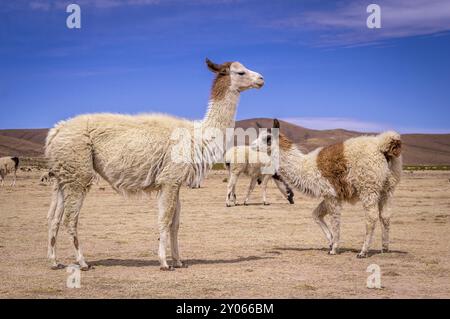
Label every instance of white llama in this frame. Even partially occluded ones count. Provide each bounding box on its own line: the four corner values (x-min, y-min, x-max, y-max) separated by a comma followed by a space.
224, 145, 294, 206
0, 156, 19, 186
258, 119, 402, 258
45, 59, 264, 270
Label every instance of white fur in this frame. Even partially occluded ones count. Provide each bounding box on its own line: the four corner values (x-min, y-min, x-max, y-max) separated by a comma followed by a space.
0, 156, 19, 186
225, 145, 293, 206
258, 127, 402, 257
44, 60, 264, 270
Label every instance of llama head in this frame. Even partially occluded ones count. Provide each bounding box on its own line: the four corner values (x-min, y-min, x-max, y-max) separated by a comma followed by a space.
252, 118, 293, 152
251, 121, 273, 151
206, 58, 264, 99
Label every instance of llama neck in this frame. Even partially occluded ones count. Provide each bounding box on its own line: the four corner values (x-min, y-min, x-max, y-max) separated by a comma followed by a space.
279, 146, 305, 176
202, 90, 240, 131
278, 146, 328, 198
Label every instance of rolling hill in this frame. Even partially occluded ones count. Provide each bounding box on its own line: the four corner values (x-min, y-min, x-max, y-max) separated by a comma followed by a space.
1, 119, 449, 165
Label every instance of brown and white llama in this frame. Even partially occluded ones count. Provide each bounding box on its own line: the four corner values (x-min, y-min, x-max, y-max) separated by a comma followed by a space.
45, 59, 264, 270
257, 119, 402, 258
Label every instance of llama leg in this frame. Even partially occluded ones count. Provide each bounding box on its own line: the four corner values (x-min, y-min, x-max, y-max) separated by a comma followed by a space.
0, 171, 4, 186
379, 197, 392, 253
312, 200, 333, 249
170, 196, 185, 268
12, 169, 17, 187
272, 176, 294, 204
47, 185, 65, 269
158, 184, 180, 270
272, 177, 287, 197
63, 184, 90, 270
327, 200, 342, 255
357, 204, 379, 258
244, 177, 257, 205
262, 175, 271, 205
226, 173, 239, 207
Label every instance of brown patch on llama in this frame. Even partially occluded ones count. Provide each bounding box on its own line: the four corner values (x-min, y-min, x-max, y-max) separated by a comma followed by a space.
317, 143, 354, 200
385, 139, 402, 160
210, 62, 233, 101
278, 133, 293, 151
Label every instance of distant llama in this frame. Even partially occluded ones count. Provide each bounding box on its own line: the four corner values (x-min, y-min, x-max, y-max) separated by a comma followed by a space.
0, 156, 19, 186
258, 119, 402, 258
45, 59, 264, 270
225, 144, 294, 206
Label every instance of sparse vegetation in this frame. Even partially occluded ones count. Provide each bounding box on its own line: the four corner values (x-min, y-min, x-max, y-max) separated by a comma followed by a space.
403, 165, 450, 171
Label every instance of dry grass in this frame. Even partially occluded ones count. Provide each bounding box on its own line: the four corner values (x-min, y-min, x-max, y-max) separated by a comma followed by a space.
0, 170, 449, 298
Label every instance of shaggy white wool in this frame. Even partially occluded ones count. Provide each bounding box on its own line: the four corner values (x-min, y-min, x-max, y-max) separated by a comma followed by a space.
44, 60, 264, 270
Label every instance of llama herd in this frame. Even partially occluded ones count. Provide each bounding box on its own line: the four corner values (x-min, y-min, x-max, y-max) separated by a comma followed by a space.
3, 58, 403, 271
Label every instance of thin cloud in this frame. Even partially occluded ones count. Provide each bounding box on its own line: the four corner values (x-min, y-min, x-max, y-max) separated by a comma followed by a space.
271, 0, 450, 47
7, 0, 241, 11
283, 117, 450, 134
283, 117, 391, 132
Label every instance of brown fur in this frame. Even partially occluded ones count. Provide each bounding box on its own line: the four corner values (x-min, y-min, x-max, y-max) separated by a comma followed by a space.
210, 62, 232, 101
278, 133, 293, 151
317, 143, 354, 200
385, 139, 402, 160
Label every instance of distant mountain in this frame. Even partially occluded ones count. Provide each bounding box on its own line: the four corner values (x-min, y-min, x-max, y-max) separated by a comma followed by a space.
237, 118, 450, 166
1, 119, 449, 165
0, 129, 48, 157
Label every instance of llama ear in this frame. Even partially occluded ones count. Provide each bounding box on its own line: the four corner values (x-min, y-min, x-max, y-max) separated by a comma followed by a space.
273, 118, 280, 129
206, 58, 221, 73
255, 121, 263, 129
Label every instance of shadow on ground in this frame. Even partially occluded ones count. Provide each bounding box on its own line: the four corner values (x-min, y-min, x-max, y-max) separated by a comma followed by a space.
90, 255, 274, 267
272, 246, 408, 257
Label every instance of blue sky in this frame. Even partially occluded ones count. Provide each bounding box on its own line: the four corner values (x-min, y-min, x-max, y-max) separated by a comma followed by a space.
1, 0, 449, 133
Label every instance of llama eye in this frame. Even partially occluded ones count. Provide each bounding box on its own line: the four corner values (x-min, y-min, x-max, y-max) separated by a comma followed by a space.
237, 71, 246, 76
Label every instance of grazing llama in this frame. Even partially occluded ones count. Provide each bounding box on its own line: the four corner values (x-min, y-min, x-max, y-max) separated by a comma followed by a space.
45, 59, 264, 270
225, 145, 294, 206
0, 156, 19, 186
40, 171, 52, 183
258, 119, 402, 258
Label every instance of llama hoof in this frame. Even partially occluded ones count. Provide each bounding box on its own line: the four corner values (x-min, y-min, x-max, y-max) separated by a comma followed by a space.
160, 266, 175, 271
381, 248, 390, 253
80, 265, 93, 271
50, 263, 65, 270
328, 250, 337, 255
244, 202, 248, 206
173, 261, 188, 269
357, 252, 368, 258
263, 202, 270, 206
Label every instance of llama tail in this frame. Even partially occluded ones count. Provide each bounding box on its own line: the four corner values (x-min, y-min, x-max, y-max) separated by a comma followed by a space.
377, 131, 403, 182
377, 131, 402, 159
11, 157, 19, 170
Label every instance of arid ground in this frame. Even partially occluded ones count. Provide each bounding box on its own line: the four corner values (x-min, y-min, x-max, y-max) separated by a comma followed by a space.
0, 170, 449, 298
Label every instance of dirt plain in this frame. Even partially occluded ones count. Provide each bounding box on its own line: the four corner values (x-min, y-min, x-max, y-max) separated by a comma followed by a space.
0, 169, 449, 298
